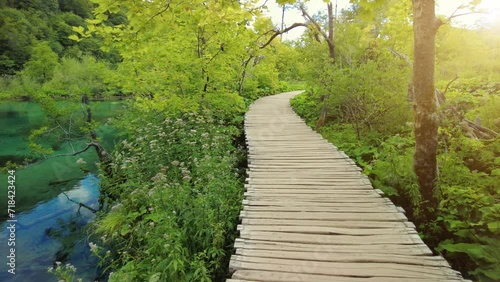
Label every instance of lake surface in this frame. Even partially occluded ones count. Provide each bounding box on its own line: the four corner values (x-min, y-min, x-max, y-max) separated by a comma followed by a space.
0, 101, 122, 281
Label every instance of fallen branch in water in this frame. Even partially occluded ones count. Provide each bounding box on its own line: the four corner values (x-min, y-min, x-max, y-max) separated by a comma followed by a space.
62, 192, 98, 213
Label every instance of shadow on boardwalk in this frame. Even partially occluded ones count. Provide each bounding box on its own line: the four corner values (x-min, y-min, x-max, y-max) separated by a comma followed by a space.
227, 91, 469, 282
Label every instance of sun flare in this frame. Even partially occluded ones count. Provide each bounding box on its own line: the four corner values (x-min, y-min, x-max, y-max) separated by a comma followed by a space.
439, 0, 500, 26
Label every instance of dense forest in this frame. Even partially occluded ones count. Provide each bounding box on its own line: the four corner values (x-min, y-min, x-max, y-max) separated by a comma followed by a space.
0, 0, 498, 281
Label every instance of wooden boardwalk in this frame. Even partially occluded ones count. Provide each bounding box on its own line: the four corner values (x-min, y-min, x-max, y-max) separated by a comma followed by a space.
227, 91, 468, 282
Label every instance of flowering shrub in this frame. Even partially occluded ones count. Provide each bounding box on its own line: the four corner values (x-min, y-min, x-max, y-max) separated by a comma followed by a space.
47, 262, 82, 282
93, 112, 244, 281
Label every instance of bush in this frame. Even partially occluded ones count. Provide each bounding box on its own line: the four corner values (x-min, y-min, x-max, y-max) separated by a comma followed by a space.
93, 111, 244, 281
43, 56, 113, 98
202, 91, 246, 125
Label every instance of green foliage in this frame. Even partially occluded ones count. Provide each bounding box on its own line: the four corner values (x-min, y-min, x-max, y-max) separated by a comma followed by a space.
58, 0, 91, 18
94, 110, 244, 281
202, 91, 246, 125
0, 7, 35, 74
437, 175, 500, 281
320, 60, 410, 137
436, 24, 500, 81
22, 41, 59, 83
0, 0, 118, 89
438, 240, 500, 282
43, 55, 114, 97
0, 74, 41, 99
289, 90, 319, 125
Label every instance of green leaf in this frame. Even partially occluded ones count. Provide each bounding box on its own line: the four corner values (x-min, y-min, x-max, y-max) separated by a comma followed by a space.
72, 26, 85, 35
120, 224, 131, 236
68, 35, 80, 42
487, 221, 500, 233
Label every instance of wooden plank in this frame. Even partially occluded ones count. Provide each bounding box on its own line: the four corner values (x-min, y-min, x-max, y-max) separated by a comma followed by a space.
238, 230, 423, 245
239, 211, 407, 221
237, 225, 416, 236
249, 167, 362, 172
229, 258, 460, 279
244, 192, 380, 199
244, 188, 378, 194
242, 200, 391, 207
240, 218, 412, 229
248, 164, 360, 169
235, 249, 449, 267
241, 205, 399, 213
246, 181, 370, 186
234, 238, 433, 256
244, 196, 390, 204
243, 196, 382, 203
248, 171, 365, 176
232, 270, 464, 282
245, 183, 372, 188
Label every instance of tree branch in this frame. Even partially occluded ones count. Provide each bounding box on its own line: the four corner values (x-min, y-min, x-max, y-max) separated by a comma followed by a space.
435, 4, 489, 29
387, 47, 413, 66
442, 75, 459, 97
62, 192, 98, 213
448, 4, 466, 20
39, 143, 96, 162
146, 4, 171, 25
448, 11, 488, 20
259, 22, 309, 49
299, 4, 330, 44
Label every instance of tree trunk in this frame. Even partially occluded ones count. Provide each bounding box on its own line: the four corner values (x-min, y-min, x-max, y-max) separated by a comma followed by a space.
81, 95, 113, 178
239, 56, 253, 96
327, 2, 335, 60
412, 0, 439, 219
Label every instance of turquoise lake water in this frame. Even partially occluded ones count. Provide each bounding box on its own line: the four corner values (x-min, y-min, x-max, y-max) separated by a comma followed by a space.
0, 101, 121, 281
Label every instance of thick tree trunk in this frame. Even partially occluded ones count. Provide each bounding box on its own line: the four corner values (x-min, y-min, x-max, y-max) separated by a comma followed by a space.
412, 0, 439, 218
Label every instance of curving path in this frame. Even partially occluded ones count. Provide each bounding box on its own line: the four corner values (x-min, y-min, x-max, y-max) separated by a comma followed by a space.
227, 91, 468, 282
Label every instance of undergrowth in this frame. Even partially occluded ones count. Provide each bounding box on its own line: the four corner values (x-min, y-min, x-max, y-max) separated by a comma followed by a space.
91, 109, 245, 281
291, 91, 500, 281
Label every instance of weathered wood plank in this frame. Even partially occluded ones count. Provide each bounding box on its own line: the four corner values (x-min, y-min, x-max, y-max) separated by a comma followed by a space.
229, 259, 460, 279
244, 188, 378, 194
239, 211, 407, 221
237, 225, 416, 236
238, 230, 424, 245
232, 270, 465, 282
235, 249, 449, 267
239, 218, 412, 229
242, 199, 391, 207
241, 205, 400, 213
234, 238, 433, 256
244, 196, 391, 203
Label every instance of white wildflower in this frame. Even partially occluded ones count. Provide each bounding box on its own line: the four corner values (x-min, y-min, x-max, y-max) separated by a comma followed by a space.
89, 242, 98, 252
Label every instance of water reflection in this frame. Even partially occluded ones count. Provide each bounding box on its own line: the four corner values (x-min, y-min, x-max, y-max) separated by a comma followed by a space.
0, 174, 101, 282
